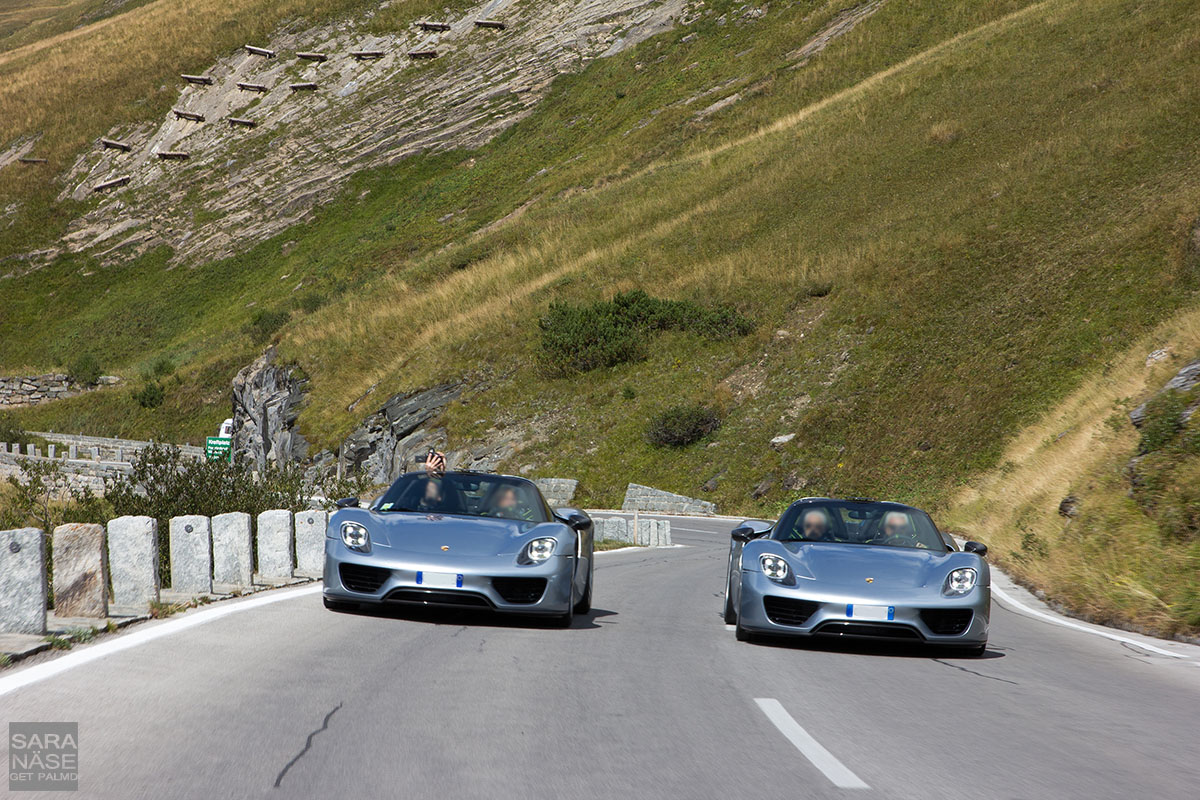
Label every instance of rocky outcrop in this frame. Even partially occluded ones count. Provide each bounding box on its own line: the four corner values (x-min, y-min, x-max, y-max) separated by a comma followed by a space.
230, 348, 310, 471
1130, 359, 1200, 428
56, 0, 690, 267
341, 383, 463, 483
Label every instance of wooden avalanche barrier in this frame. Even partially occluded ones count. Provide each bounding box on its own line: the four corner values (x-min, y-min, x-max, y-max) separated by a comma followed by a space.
101, 138, 132, 152
93, 176, 131, 192
237, 81, 269, 93
180, 74, 215, 85
244, 44, 276, 58
172, 109, 205, 122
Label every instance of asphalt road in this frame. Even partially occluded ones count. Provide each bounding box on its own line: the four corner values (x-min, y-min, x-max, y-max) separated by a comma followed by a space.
3, 514, 1199, 799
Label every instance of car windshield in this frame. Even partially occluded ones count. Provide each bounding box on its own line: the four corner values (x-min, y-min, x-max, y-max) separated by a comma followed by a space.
373, 473, 550, 522
773, 500, 946, 550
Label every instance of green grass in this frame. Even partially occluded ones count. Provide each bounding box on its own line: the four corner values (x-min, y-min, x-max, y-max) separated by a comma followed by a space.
3, 0, 1200, 633
595, 539, 643, 552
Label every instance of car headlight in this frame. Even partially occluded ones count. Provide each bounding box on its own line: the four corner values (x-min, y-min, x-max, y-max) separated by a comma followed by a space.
760, 554, 790, 582
525, 537, 557, 563
341, 521, 370, 552
944, 567, 977, 596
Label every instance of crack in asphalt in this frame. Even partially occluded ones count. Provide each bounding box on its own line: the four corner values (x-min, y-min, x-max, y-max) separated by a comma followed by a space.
274, 702, 343, 788
932, 659, 1018, 685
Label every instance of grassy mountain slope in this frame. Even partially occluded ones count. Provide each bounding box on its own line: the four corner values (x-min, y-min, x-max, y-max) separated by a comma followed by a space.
4, 0, 1200, 573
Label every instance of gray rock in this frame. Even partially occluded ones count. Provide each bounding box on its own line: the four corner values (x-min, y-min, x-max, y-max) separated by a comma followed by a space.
341, 383, 462, 483
294, 510, 327, 577
107, 516, 159, 610
0, 528, 46, 634
1130, 359, 1200, 427
169, 515, 212, 594
256, 509, 294, 580
231, 348, 310, 471
751, 478, 775, 500
52, 523, 108, 618
212, 512, 253, 587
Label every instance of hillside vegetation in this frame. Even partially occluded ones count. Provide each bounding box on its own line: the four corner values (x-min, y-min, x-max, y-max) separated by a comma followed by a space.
3, 0, 1200, 632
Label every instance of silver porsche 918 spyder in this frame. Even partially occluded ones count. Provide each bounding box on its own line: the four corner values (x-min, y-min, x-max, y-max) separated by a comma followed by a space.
725, 497, 990, 655
323, 471, 594, 626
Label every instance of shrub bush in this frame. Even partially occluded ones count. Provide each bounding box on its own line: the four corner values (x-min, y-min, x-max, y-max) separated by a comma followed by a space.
538, 290, 753, 373
645, 403, 722, 447
132, 381, 165, 409
246, 308, 291, 343
1139, 389, 1191, 453
68, 353, 102, 386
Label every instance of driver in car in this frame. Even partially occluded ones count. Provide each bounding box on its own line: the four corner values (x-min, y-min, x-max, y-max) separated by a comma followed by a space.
801, 508, 832, 541
879, 511, 923, 547
490, 486, 536, 521
417, 479, 443, 512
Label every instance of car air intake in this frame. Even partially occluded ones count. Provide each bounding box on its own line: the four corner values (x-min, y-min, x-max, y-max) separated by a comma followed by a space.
763, 596, 820, 626
919, 609, 974, 635
814, 622, 922, 640
384, 589, 492, 608
492, 577, 548, 604
339, 563, 391, 593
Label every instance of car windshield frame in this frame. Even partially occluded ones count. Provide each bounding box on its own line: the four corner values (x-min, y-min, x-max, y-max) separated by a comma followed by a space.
772, 500, 948, 551
372, 472, 552, 523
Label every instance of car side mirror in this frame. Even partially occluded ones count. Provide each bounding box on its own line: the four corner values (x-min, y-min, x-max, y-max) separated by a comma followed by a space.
731, 519, 772, 542
556, 508, 591, 531
963, 540, 988, 556
731, 526, 757, 542
335, 497, 360, 509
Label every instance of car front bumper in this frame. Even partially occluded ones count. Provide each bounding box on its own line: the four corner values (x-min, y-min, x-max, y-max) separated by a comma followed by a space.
323, 538, 574, 615
738, 569, 990, 645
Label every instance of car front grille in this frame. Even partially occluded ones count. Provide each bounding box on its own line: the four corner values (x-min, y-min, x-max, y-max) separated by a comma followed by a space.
813, 622, 922, 640
384, 588, 493, 608
763, 596, 820, 626
492, 577, 547, 604
919, 609, 974, 635
339, 563, 391, 593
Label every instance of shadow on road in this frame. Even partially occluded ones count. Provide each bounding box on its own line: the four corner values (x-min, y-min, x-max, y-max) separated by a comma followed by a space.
336, 603, 617, 630
747, 634, 1006, 661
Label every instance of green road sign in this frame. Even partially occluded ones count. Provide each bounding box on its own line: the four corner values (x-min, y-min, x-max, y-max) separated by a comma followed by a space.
206, 436, 232, 462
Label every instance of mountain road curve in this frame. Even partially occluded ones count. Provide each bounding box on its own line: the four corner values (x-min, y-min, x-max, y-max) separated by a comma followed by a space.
2, 514, 1198, 799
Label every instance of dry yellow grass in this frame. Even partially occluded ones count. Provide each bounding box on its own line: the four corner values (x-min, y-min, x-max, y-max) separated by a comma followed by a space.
944, 307, 1200, 631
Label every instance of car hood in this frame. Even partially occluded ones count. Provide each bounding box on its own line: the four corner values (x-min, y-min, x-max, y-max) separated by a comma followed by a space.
777, 542, 956, 589
363, 512, 552, 556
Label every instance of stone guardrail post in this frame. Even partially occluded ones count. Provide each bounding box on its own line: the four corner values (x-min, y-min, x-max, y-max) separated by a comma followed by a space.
257, 510, 294, 581
169, 515, 212, 595
0, 528, 46, 634
107, 516, 159, 611
52, 523, 108, 618
47, 444, 56, 459
212, 512, 254, 588
69, 444, 78, 459
294, 510, 327, 578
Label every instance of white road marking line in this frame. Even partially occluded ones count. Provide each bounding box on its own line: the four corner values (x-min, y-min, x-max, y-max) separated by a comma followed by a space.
754, 698, 870, 789
725, 624, 736, 631
990, 584, 1191, 660
0, 585, 322, 698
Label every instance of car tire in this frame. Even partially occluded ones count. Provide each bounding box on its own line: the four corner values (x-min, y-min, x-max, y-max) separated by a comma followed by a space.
735, 619, 754, 643
723, 571, 738, 625
322, 597, 358, 613
574, 564, 592, 615
553, 601, 575, 628
964, 641, 987, 657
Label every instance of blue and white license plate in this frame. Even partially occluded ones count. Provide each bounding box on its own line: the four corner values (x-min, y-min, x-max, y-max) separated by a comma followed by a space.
416, 571, 462, 589
846, 604, 894, 621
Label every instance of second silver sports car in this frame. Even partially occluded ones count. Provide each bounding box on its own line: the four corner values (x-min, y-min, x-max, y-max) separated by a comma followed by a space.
725, 497, 990, 655
323, 471, 594, 626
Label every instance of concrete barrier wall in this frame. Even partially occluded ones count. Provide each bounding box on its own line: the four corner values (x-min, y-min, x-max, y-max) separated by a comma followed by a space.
622, 483, 716, 515
2, 505, 654, 632
593, 517, 671, 546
